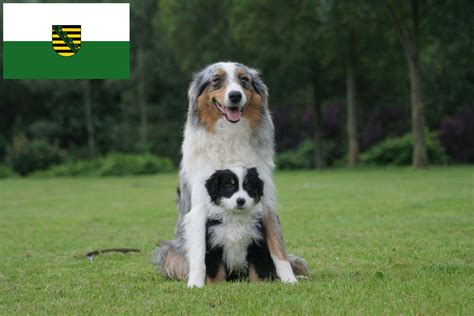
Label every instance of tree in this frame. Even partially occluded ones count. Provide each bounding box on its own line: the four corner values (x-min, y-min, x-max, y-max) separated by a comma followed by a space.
132, 0, 158, 152
317, 1, 365, 167
387, 0, 428, 168
230, 0, 330, 168
309, 0, 379, 167
83, 80, 96, 158
346, 31, 359, 166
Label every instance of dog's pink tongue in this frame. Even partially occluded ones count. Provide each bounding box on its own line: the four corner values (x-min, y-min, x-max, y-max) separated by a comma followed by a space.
224, 107, 242, 122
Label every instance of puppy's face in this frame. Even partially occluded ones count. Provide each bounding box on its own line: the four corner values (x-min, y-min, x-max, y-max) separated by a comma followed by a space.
205, 167, 264, 212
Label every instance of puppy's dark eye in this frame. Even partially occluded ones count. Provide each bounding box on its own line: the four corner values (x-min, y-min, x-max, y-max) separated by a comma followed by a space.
212, 77, 222, 85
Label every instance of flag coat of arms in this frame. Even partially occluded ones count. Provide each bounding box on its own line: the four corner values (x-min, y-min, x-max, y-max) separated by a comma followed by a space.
52, 25, 82, 57
3, 3, 130, 79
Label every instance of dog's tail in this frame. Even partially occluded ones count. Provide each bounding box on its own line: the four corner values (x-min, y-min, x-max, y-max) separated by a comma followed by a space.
288, 255, 311, 277
153, 240, 189, 281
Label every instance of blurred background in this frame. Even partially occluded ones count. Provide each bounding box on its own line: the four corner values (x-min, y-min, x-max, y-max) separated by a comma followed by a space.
0, 0, 472, 177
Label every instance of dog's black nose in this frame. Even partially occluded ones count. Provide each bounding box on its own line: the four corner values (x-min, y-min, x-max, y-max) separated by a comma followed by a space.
236, 198, 245, 206
228, 91, 242, 103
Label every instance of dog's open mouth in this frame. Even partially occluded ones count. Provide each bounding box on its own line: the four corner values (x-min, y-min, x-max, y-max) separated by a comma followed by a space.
213, 98, 243, 123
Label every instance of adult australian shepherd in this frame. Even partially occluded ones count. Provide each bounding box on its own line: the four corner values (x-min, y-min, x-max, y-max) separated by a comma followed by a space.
154, 62, 309, 288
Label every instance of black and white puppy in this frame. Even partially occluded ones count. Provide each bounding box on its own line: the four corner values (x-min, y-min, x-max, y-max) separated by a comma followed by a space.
204, 167, 276, 283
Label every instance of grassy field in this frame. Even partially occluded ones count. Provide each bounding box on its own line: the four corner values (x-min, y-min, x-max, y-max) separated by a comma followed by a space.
0, 167, 472, 314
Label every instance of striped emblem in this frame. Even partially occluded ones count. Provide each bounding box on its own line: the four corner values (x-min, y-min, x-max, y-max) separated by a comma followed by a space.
52, 25, 81, 57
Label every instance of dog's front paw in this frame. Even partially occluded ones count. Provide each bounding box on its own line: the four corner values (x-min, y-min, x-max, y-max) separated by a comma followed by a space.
280, 275, 298, 284
187, 274, 205, 288
273, 258, 298, 284
187, 280, 205, 288
187, 266, 206, 288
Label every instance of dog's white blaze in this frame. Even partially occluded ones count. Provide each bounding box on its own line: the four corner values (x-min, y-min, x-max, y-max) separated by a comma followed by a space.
271, 255, 298, 283
220, 167, 252, 210
221, 190, 251, 210
221, 63, 246, 108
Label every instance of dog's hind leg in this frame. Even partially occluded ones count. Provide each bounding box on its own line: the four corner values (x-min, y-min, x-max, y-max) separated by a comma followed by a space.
154, 240, 189, 281
248, 263, 260, 282
247, 227, 276, 281
207, 263, 226, 284
262, 210, 298, 283
205, 225, 226, 285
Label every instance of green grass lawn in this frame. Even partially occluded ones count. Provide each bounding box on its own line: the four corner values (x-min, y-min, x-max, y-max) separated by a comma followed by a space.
0, 167, 472, 314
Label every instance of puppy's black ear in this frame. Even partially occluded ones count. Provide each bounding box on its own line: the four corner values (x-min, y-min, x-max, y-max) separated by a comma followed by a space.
247, 167, 264, 199
205, 170, 222, 205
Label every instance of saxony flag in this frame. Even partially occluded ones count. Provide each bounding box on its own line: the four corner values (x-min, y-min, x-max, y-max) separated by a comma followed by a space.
3, 3, 130, 79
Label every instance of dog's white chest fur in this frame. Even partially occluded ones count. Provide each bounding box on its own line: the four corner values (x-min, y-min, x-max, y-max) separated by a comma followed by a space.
208, 206, 263, 273
182, 119, 270, 176
182, 118, 276, 209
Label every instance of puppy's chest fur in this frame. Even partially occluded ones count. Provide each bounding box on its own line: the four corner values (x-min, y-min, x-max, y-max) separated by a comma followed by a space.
207, 206, 263, 273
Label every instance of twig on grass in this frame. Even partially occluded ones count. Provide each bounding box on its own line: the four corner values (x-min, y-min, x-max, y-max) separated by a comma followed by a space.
85, 248, 141, 261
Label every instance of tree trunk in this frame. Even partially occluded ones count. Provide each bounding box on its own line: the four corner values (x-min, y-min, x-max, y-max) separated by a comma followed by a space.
407, 0, 428, 168
388, 0, 429, 168
407, 52, 428, 167
313, 86, 325, 169
137, 47, 148, 152
83, 80, 96, 158
346, 32, 359, 167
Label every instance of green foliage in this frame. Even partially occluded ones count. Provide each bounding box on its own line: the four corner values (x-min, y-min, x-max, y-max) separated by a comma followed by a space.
98, 153, 174, 176
277, 139, 315, 169
277, 138, 344, 169
0, 1, 472, 168
33, 153, 174, 177
361, 132, 449, 166
28, 120, 61, 142
0, 134, 7, 160
0, 164, 17, 178
33, 159, 101, 177
6, 135, 65, 176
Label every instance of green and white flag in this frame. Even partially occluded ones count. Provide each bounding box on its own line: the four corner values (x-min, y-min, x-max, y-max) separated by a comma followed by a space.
3, 3, 130, 79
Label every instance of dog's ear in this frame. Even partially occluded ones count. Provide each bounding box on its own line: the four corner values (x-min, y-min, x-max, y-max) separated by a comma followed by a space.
205, 170, 222, 204
188, 69, 210, 109
248, 68, 268, 104
247, 167, 264, 199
